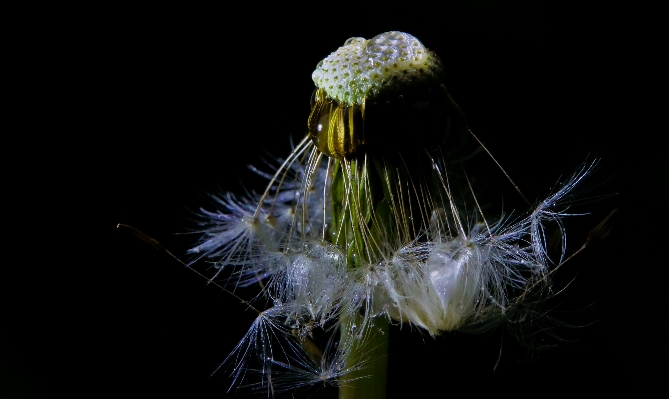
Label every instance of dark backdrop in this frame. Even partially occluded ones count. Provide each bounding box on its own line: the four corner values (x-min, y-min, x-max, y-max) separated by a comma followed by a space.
3, 2, 664, 398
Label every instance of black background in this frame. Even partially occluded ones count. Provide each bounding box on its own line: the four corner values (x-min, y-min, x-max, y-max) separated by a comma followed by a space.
3, 1, 665, 398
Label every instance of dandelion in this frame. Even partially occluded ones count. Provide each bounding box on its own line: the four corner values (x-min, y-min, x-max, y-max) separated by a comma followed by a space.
188, 31, 597, 398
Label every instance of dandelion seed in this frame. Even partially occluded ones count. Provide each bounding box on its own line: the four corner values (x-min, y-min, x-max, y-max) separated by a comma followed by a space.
188, 31, 599, 397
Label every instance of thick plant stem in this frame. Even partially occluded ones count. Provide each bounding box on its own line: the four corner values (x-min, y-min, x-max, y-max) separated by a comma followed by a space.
330, 159, 396, 399
338, 314, 389, 399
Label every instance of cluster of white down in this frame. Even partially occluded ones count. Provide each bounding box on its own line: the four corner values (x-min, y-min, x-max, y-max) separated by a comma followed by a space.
188, 134, 596, 389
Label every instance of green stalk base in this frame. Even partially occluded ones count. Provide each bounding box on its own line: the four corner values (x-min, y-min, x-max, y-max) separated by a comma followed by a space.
338, 315, 389, 399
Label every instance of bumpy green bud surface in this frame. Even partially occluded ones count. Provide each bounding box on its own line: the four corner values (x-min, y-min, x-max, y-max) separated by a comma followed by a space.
312, 31, 446, 106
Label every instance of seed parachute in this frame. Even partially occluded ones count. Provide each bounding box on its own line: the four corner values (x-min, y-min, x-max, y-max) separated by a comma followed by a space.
188, 31, 597, 397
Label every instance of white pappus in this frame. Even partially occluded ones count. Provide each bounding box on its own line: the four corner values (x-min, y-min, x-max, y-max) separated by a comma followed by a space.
186, 31, 599, 396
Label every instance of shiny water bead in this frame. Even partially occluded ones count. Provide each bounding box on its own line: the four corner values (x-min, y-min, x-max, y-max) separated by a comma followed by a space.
307, 88, 363, 159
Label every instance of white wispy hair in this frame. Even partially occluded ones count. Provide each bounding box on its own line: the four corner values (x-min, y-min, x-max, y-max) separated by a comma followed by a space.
188, 133, 597, 393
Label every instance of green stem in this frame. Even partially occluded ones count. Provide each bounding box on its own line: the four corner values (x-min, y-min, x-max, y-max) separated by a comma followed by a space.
338, 315, 389, 399
331, 158, 401, 399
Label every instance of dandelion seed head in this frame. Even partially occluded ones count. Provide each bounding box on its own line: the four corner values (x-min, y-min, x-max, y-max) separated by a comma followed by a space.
184, 29, 601, 395
312, 31, 445, 106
